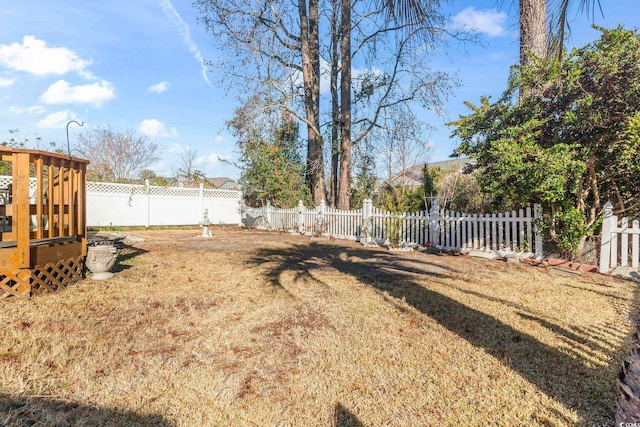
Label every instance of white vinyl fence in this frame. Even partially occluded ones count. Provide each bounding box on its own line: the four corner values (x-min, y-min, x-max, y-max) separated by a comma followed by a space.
599, 201, 640, 275
242, 199, 543, 257
0, 176, 242, 227
86, 181, 242, 227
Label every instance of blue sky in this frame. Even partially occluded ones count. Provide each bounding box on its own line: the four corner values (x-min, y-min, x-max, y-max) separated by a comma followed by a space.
0, 1, 638, 180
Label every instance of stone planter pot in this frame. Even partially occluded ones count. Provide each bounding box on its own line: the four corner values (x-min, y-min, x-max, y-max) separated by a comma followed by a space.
85, 245, 118, 280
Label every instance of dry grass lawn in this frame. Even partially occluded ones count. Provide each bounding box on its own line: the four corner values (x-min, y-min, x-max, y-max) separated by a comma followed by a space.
1, 228, 638, 426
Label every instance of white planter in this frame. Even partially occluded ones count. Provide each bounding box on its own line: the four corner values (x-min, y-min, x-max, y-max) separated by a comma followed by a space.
86, 245, 118, 280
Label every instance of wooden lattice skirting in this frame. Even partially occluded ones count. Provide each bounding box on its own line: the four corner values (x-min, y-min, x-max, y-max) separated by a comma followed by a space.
0, 256, 85, 298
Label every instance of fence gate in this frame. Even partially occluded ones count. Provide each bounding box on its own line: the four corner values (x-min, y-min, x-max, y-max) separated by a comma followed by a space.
599, 201, 640, 276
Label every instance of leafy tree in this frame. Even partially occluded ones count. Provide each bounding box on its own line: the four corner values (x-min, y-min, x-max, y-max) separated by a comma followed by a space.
75, 127, 159, 183
420, 164, 436, 205
451, 26, 640, 255
229, 102, 310, 208
349, 140, 377, 208
0, 129, 26, 175
140, 169, 168, 186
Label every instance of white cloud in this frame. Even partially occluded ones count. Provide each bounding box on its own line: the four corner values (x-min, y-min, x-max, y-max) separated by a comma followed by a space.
195, 152, 234, 176
160, 0, 212, 86
36, 110, 79, 128
0, 77, 16, 87
196, 152, 224, 168
0, 35, 94, 78
9, 104, 46, 115
138, 119, 178, 138
148, 81, 171, 93
453, 7, 507, 37
39, 79, 115, 107
166, 142, 184, 153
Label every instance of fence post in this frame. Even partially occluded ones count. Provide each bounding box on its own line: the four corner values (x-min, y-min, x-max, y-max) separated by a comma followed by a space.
362, 198, 372, 244
145, 179, 150, 228
298, 200, 305, 233
599, 201, 614, 274
430, 199, 439, 246
266, 201, 272, 228
199, 182, 204, 219
319, 199, 326, 235
533, 204, 543, 259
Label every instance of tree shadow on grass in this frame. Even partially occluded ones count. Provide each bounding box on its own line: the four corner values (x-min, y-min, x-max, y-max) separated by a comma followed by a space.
0, 393, 172, 426
333, 402, 363, 427
110, 244, 148, 274
246, 242, 637, 425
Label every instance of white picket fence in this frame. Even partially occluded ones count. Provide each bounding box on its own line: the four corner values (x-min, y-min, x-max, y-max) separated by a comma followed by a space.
242, 199, 543, 257
599, 201, 640, 275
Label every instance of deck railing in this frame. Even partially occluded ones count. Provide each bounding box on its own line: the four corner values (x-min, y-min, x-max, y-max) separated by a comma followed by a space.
0, 148, 89, 297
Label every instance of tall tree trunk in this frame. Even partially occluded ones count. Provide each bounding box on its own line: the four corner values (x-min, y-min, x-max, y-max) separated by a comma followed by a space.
520, 0, 547, 66
299, 0, 326, 205
329, 0, 340, 207
337, 0, 351, 210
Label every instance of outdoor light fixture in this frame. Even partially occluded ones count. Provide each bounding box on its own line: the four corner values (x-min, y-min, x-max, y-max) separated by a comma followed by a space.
66, 120, 84, 159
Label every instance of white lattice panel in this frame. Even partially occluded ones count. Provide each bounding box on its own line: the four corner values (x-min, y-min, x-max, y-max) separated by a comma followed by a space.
202, 189, 241, 199
0, 176, 11, 189
0, 176, 39, 195
0, 176, 36, 188
87, 181, 146, 195
148, 186, 200, 198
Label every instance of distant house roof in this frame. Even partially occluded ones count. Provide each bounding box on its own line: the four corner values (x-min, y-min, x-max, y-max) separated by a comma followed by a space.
207, 177, 240, 190
390, 157, 475, 188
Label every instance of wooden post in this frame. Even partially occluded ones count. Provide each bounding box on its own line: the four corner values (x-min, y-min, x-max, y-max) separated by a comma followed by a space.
13, 152, 31, 269
78, 164, 87, 256
47, 164, 54, 238
68, 167, 75, 237
35, 157, 44, 239
58, 165, 65, 237
599, 201, 614, 274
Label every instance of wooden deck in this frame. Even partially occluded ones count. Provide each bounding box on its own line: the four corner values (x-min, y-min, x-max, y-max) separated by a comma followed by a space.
0, 148, 88, 297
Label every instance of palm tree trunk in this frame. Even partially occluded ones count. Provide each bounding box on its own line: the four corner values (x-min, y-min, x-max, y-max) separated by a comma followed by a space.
520, 0, 547, 65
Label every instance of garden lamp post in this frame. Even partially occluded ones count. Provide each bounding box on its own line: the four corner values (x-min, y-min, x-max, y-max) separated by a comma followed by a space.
66, 120, 83, 159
